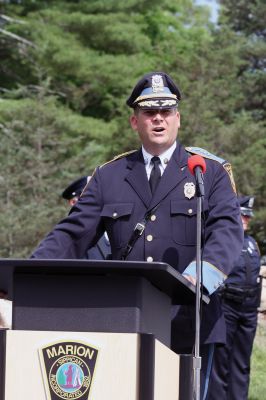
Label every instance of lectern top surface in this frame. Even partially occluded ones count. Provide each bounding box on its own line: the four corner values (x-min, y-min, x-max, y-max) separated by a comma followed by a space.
0, 258, 209, 304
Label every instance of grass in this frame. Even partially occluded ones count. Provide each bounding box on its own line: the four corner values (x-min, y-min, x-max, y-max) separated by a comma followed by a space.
248, 319, 266, 400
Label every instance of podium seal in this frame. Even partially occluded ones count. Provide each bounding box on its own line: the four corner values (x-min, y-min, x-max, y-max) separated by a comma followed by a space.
39, 340, 98, 400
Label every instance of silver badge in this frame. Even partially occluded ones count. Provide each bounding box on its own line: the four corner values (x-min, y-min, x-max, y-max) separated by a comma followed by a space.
184, 182, 196, 199
152, 74, 164, 93
249, 240, 255, 250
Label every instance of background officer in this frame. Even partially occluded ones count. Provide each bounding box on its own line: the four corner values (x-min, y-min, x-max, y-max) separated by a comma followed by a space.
32, 71, 243, 399
62, 176, 88, 207
208, 195, 261, 399
62, 176, 111, 260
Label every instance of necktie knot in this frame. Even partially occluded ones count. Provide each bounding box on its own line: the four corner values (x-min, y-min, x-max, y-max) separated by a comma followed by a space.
151, 156, 161, 166
149, 156, 161, 194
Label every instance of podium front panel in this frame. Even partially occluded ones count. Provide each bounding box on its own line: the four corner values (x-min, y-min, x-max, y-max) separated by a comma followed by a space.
3, 330, 181, 400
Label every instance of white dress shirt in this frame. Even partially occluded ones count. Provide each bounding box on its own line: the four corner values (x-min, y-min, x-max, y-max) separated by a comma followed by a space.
142, 141, 177, 180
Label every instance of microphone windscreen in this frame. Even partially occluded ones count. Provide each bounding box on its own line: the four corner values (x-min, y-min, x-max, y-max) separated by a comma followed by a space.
188, 155, 207, 175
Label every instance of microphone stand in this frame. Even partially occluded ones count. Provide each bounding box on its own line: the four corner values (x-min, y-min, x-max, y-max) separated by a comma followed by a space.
193, 168, 204, 400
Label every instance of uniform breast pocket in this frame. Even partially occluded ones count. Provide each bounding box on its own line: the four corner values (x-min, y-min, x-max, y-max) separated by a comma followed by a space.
171, 199, 209, 246
101, 203, 134, 248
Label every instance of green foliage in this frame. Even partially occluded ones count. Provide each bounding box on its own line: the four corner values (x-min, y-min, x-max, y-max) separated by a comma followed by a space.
217, 0, 266, 251
0, 0, 265, 256
249, 323, 266, 399
219, 0, 266, 121
0, 95, 114, 256
220, 0, 266, 37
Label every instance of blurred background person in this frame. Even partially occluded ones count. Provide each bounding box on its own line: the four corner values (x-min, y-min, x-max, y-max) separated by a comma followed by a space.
209, 195, 262, 400
62, 176, 111, 260
0, 291, 12, 329
259, 257, 266, 322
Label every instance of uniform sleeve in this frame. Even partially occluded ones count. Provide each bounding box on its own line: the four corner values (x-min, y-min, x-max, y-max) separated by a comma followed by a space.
31, 167, 104, 259
183, 163, 244, 294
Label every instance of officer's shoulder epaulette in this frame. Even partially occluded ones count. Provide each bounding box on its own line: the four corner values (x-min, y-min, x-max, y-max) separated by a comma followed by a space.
185, 146, 237, 193
100, 150, 137, 168
185, 146, 226, 164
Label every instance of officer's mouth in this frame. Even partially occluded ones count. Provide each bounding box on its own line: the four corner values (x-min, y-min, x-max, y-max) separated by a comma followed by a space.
152, 127, 165, 135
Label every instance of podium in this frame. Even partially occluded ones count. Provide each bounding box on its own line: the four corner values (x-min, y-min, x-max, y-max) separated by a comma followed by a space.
0, 259, 209, 400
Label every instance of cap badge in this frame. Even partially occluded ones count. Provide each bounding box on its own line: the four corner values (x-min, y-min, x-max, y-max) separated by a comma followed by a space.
184, 182, 196, 199
152, 74, 164, 93
248, 197, 254, 208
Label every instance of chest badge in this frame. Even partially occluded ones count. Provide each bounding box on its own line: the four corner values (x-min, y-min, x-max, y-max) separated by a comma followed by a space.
184, 182, 196, 199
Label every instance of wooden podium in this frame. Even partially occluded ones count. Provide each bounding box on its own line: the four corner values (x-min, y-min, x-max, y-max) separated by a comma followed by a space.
0, 259, 208, 400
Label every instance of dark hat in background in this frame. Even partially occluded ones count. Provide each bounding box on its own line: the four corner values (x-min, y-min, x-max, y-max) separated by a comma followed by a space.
126, 71, 181, 109
62, 176, 88, 200
238, 195, 255, 218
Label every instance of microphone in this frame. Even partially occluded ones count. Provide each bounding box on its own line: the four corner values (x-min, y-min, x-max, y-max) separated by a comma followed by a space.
187, 155, 206, 197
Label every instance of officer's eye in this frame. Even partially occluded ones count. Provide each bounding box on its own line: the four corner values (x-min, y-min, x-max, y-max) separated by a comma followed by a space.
143, 110, 156, 117
161, 109, 175, 117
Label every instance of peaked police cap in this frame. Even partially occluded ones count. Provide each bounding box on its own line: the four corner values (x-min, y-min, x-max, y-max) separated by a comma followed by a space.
238, 195, 255, 218
62, 176, 88, 200
126, 71, 181, 110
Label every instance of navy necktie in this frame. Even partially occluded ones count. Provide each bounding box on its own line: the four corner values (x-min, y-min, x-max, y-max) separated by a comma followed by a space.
149, 156, 161, 194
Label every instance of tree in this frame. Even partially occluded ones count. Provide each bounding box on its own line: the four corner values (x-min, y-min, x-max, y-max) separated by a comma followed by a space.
218, 0, 266, 253
0, 93, 116, 256
0, 0, 265, 255
219, 0, 266, 121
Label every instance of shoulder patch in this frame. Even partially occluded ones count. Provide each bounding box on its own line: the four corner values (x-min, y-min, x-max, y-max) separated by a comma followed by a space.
186, 146, 237, 193
100, 150, 137, 168
185, 146, 226, 164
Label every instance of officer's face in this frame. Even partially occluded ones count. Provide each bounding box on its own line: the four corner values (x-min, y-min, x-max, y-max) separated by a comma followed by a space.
130, 108, 180, 155
69, 196, 79, 207
241, 215, 251, 231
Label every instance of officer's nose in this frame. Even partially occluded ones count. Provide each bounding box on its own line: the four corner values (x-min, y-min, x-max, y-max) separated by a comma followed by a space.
152, 111, 163, 121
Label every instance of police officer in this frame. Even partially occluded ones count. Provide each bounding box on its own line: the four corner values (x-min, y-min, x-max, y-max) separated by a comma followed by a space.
208, 196, 261, 399
62, 176, 111, 260
62, 176, 88, 207
32, 71, 243, 399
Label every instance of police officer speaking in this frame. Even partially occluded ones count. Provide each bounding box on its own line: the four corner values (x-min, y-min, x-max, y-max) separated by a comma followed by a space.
208, 196, 261, 399
32, 71, 243, 399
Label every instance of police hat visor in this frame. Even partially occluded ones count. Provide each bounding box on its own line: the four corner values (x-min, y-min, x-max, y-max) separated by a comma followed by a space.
240, 207, 254, 218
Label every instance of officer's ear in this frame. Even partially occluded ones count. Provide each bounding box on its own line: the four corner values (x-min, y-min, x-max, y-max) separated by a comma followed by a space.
175, 110, 181, 129
130, 113, 138, 131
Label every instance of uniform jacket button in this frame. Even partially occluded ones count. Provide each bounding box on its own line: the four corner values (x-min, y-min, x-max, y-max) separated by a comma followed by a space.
150, 215, 156, 221
147, 235, 153, 242
147, 256, 153, 262
112, 212, 118, 218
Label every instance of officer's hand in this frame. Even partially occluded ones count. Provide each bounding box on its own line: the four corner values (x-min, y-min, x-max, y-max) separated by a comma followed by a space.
183, 274, 196, 286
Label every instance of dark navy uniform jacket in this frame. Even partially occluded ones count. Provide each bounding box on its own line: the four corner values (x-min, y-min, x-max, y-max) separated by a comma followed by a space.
226, 233, 260, 287
86, 233, 111, 260
32, 141, 243, 346
226, 234, 260, 287
223, 233, 261, 309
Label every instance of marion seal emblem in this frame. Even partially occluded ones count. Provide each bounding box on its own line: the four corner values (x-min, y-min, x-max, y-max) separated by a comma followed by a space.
39, 340, 98, 400
184, 182, 196, 199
